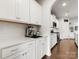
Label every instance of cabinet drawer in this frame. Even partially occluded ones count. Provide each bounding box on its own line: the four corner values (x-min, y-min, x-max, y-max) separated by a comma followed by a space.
2, 43, 28, 58
2, 41, 35, 58
5, 49, 29, 59
2, 45, 21, 58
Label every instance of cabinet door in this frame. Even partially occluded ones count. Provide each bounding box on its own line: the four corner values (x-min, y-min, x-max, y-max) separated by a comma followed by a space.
16, 0, 30, 22
30, 0, 42, 25
35, 4, 42, 25
0, 0, 16, 20
0, 0, 8, 19
41, 38, 47, 57
20, 50, 29, 59
34, 2, 42, 25
7, 0, 16, 20
36, 39, 42, 59
51, 34, 57, 48
44, 38, 47, 55
28, 41, 35, 59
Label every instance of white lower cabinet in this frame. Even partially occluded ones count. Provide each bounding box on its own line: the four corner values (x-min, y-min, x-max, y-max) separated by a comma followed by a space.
36, 38, 47, 59
2, 41, 36, 59
36, 39, 42, 59
41, 38, 47, 57
50, 33, 57, 49
1, 38, 47, 59
28, 41, 35, 59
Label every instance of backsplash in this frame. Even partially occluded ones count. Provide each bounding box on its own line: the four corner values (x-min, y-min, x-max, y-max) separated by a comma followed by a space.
0, 22, 26, 40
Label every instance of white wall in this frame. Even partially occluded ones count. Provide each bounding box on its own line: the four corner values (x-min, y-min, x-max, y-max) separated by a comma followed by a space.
0, 22, 26, 41
59, 18, 71, 39
50, 15, 59, 28
59, 18, 78, 39
50, 15, 59, 33
69, 18, 78, 45
40, 0, 56, 56
69, 18, 78, 33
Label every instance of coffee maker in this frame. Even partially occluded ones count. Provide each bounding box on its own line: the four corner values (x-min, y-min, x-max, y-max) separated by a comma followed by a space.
25, 25, 40, 37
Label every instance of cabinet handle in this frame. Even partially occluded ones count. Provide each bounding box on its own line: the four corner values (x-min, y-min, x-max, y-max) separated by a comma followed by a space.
16, 17, 20, 19
29, 43, 33, 45
11, 49, 18, 52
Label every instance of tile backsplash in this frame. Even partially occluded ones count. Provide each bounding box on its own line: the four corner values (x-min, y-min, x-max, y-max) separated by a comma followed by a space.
0, 22, 26, 40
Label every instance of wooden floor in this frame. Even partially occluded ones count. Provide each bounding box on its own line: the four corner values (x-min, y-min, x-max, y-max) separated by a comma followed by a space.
43, 39, 78, 59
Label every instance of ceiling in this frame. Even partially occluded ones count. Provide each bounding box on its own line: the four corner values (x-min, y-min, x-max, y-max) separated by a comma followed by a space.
51, 0, 78, 19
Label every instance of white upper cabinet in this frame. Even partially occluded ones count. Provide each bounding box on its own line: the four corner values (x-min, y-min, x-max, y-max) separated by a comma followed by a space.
30, 0, 42, 25
7, 0, 16, 20
16, 0, 30, 22
0, 0, 9, 19
0, 0, 42, 25
0, 0, 16, 20
36, 4, 42, 25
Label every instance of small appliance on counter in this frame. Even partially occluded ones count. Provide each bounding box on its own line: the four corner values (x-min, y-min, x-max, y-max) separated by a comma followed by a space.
25, 25, 42, 38
53, 22, 57, 28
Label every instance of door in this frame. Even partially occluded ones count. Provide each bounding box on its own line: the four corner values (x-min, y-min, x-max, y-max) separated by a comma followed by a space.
16, 0, 30, 22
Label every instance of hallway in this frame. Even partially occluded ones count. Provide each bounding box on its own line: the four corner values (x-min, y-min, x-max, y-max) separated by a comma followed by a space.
43, 39, 78, 59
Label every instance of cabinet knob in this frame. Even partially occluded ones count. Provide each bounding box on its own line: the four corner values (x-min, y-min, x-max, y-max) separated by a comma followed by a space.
22, 53, 25, 56
22, 52, 27, 56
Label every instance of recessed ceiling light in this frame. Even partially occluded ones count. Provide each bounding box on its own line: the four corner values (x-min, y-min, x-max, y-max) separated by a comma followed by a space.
62, 2, 67, 7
